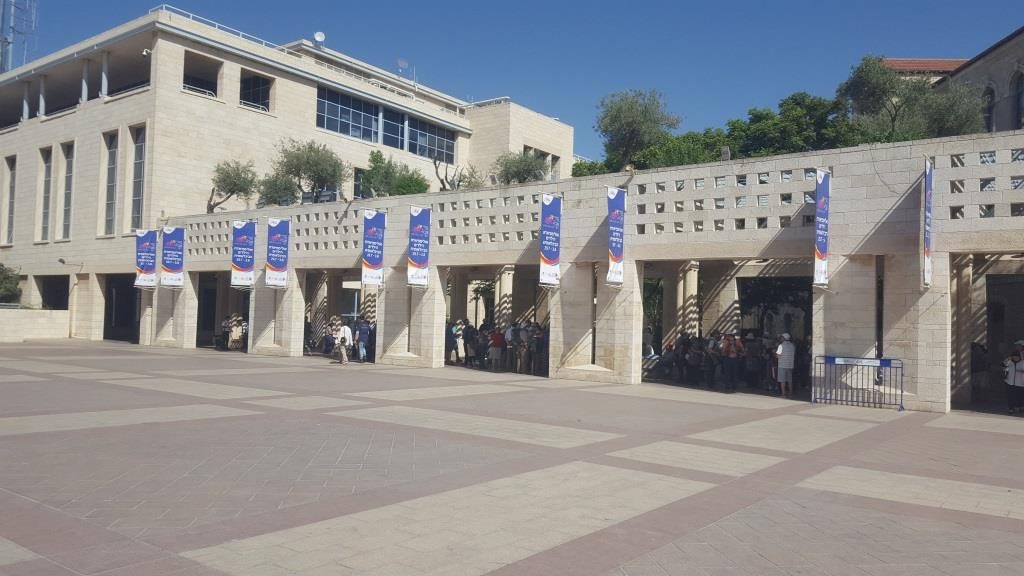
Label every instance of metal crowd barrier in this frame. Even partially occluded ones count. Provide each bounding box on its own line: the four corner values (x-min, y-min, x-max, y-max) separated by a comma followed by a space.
812, 356, 904, 410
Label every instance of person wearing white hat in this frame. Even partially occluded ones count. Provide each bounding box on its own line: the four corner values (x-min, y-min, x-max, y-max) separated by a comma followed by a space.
775, 333, 796, 398
1006, 341, 1024, 414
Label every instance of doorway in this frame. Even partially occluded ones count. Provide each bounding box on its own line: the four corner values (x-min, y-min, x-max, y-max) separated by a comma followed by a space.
103, 274, 139, 343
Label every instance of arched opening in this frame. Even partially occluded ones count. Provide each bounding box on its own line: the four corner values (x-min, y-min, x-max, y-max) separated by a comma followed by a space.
983, 87, 996, 132
1012, 72, 1024, 130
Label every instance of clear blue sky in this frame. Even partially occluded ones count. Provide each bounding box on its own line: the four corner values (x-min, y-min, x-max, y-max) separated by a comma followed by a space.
26, 0, 1023, 160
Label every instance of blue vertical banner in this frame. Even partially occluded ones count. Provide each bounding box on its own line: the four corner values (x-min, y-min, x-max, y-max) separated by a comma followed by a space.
922, 159, 933, 288
134, 229, 157, 288
539, 194, 562, 286
407, 206, 431, 287
362, 209, 386, 286
265, 218, 290, 288
230, 220, 256, 287
813, 169, 831, 286
159, 226, 185, 288
606, 187, 626, 285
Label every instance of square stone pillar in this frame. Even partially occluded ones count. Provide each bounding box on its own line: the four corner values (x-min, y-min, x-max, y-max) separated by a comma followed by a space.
138, 290, 155, 346
377, 266, 446, 368
153, 287, 174, 344
177, 272, 199, 349
21, 275, 43, 308
594, 259, 644, 384
71, 273, 104, 340
812, 255, 878, 361
661, 264, 680, 350
448, 268, 468, 322
512, 267, 539, 324
549, 262, 594, 376
950, 254, 974, 406
683, 262, 700, 337
248, 270, 301, 357
495, 265, 515, 330
699, 261, 741, 337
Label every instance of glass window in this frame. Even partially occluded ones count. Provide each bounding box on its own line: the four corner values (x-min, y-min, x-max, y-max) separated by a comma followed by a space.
131, 127, 146, 230
353, 168, 366, 199
382, 109, 404, 150
40, 148, 51, 241
240, 72, 272, 112
4, 156, 14, 244
407, 117, 455, 164
61, 142, 74, 239
1014, 73, 1024, 130
104, 133, 117, 236
316, 86, 378, 143
983, 88, 995, 132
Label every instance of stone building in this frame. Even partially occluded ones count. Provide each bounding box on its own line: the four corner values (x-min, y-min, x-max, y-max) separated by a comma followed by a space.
2, 8, 1024, 416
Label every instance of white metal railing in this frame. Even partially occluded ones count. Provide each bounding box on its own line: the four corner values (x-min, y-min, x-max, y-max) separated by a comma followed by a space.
239, 99, 270, 113
150, 4, 467, 119
182, 83, 216, 98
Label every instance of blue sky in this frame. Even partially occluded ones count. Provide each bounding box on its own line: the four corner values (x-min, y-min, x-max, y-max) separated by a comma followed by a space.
26, 0, 1022, 160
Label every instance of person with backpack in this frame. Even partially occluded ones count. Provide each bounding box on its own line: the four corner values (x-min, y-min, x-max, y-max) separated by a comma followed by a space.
462, 321, 477, 367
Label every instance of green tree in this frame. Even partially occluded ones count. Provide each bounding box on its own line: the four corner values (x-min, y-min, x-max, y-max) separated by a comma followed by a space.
920, 81, 985, 138
492, 151, 548, 185
364, 150, 430, 197
0, 263, 20, 304
274, 139, 350, 202
207, 160, 259, 213
633, 128, 732, 169
433, 157, 484, 191
257, 170, 299, 207
596, 90, 679, 170
571, 159, 610, 177
838, 56, 932, 142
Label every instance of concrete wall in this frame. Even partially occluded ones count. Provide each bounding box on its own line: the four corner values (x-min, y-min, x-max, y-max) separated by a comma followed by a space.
0, 309, 70, 342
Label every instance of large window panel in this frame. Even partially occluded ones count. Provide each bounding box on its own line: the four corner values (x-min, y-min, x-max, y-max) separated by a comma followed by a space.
4, 157, 14, 244
408, 118, 455, 164
316, 86, 378, 143
382, 109, 404, 150
61, 142, 74, 239
131, 126, 146, 230
40, 148, 52, 241
104, 132, 118, 236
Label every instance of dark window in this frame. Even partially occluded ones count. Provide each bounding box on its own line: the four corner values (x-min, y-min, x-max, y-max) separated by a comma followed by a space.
182, 51, 221, 97
104, 133, 117, 235
61, 142, 74, 239
408, 118, 455, 164
1013, 73, 1024, 130
131, 127, 146, 230
382, 109, 404, 150
316, 86, 378, 143
240, 71, 272, 112
983, 87, 996, 132
4, 156, 14, 244
40, 148, 51, 241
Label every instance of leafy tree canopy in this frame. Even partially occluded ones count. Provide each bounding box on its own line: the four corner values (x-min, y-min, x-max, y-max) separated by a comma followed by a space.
597, 89, 679, 170
257, 170, 299, 208
0, 263, 20, 304
274, 139, 350, 201
207, 160, 258, 213
492, 151, 548, 185
364, 150, 430, 197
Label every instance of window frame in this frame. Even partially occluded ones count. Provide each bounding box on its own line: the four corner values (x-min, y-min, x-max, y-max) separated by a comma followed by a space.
130, 126, 146, 231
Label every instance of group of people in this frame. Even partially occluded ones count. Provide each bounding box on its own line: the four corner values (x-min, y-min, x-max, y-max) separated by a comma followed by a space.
215, 314, 249, 351
1005, 339, 1024, 414
305, 316, 374, 364
445, 318, 549, 376
649, 330, 805, 397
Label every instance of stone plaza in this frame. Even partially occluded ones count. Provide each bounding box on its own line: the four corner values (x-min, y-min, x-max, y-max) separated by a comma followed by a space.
2, 340, 1024, 575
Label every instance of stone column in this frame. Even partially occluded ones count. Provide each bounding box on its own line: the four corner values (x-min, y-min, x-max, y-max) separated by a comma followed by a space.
593, 259, 644, 384
71, 273, 104, 340
177, 272, 199, 349
950, 254, 973, 406
548, 262, 594, 376
80, 59, 89, 103
21, 275, 42, 308
138, 290, 155, 346
448, 269, 468, 322
37, 75, 46, 117
377, 267, 409, 360
21, 82, 29, 121
661, 264, 680, 351
100, 52, 109, 97
249, 272, 285, 355
683, 262, 700, 337
377, 266, 446, 368
812, 254, 877, 361
495, 265, 514, 329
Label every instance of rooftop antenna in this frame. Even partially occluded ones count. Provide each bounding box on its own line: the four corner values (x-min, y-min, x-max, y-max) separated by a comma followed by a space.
397, 57, 417, 96
0, 0, 37, 73
312, 31, 325, 49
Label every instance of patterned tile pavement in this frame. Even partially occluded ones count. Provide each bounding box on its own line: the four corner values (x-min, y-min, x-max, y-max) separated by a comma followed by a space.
0, 340, 1022, 575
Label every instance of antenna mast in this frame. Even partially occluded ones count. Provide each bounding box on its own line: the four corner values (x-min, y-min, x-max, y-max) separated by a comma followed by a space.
0, 0, 37, 73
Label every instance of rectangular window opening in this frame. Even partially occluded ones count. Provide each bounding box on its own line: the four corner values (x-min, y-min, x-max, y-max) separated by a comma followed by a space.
131, 126, 146, 230
239, 69, 273, 112
4, 156, 15, 244
182, 51, 222, 97
60, 142, 74, 239
103, 132, 117, 236
39, 147, 52, 241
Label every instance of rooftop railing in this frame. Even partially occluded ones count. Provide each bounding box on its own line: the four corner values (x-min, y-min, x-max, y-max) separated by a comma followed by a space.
149, 4, 467, 119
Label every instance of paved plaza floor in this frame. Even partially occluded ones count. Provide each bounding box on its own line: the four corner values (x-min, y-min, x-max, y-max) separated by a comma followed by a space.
1, 341, 1024, 575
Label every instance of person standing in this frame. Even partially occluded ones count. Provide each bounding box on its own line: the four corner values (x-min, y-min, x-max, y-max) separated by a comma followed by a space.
488, 328, 506, 372
337, 321, 353, 365
462, 321, 477, 368
355, 316, 371, 362
1004, 341, 1024, 414
721, 333, 746, 392
452, 320, 464, 365
776, 333, 797, 398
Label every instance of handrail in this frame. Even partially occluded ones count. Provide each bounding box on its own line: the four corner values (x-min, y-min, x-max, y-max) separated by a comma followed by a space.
149, 4, 467, 119
182, 83, 216, 98
239, 99, 270, 113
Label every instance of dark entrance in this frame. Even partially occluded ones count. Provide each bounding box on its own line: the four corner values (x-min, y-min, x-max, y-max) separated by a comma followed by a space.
737, 276, 814, 395
37, 275, 70, 310
959, 274, 1024, 412
103, 274, 139, 343
196, 273, 219, 347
